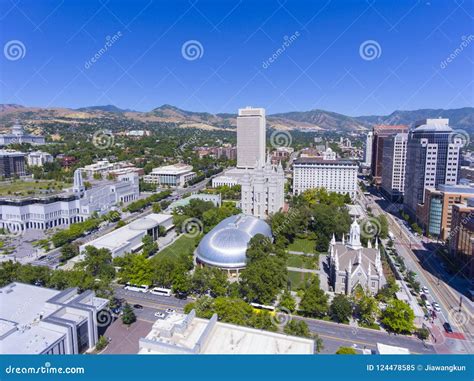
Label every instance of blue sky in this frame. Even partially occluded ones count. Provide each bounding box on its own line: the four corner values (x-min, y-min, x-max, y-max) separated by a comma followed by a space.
0, 0, 473, 116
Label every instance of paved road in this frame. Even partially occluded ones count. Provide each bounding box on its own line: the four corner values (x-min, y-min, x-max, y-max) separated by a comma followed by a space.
358, 189, 473, 354
114, 286, 434, 354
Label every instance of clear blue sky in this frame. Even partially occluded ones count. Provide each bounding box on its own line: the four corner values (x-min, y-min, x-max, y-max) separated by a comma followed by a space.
0, 0, 472, 116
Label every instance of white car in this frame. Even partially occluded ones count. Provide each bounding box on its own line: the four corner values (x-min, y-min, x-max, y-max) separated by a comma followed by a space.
425, 301, 432, 310
165, 308, 175, 314
421, 287, 429, 294
154, 312, 165, 318
432, 302, 441, 312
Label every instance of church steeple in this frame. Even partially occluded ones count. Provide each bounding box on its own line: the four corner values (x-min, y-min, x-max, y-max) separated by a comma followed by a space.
347, 218, 362, 250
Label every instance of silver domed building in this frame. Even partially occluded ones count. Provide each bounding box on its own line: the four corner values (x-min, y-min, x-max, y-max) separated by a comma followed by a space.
195, 214, 272, 274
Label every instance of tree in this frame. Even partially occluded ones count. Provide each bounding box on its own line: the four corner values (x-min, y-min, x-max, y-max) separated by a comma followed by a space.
152, 202, 162, 213
376, 214, 389, 239
314, 333, 324, 353
381, 299, 415, 334
417, 327, 430, 341
376, 278, 400, 302
59, 243, 79, 262
172, 271, 192, 297
121, 303, 136, 326
279, 290, 296, 312
336, 346, 358, 354
117, 253, 153, 286
284, 320, 311, 338
78, 246, 115, 280
356, 293, 380, 327
330, 294, 352, 323
95, 336, 108, 351
141, 235, 158, 257
299, 278, 329, 318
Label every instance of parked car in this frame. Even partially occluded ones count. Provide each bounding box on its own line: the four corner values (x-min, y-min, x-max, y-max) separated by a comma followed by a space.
443, 322, 453, 333
154, 312, 165, 318
133, 304, 143, 309
432, 302, 441, 312
424, 301, 432, 310
421, 286, 429, 294
165, 308, 175, 314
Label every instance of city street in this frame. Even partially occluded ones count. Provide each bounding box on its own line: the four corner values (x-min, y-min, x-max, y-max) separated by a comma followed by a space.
358, 189, 473, 354
113, 286, 435, 354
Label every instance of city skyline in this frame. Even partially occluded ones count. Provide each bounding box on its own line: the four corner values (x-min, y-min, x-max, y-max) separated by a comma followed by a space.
1, 0, 473, 116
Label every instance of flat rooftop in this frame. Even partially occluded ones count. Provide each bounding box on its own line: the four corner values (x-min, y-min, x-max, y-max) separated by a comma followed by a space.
139, 311, 314, 355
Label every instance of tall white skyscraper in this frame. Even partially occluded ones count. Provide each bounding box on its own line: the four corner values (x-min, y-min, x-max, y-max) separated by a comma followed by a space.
237, 107, 266, 169
381, 133, 408, 201
364, 131, 373, 166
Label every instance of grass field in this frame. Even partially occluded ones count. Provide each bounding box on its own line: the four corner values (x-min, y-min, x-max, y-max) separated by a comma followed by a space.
288, 271, 315, 290
287, 238, 316, 254
287, 254, 319, 269
156, 235, 197, 261
0, 180, 71, 196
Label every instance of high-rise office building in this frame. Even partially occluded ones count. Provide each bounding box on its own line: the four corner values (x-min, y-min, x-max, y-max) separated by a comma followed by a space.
381, 133, 408, 201
364, 131, 373, 167
371, 125, 408, 184
403, 119, 461, 220
0, 150, 26, 178
237, 107, 266, 169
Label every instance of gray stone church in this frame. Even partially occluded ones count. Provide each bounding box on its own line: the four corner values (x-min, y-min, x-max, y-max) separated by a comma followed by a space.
327, 219, 386, 295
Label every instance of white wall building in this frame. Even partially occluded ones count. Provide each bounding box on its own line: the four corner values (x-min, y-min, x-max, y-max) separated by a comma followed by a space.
293, 157, 358, 198
138, 310, 314, 354
0, 123, 45, 146
0, 282, 108, 354
241, 156, 285, 218
80, 213, 173, 258
0, 169, 139, 233
26, 151, 54, 167
143, 164, 196, 187
381, 133, 408, 201
236, 107, 266, 169
364, 131, 373, 167
211, 175, 239, 188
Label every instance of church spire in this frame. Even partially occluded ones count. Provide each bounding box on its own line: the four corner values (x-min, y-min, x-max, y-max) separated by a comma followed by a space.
347, 218, 362, 250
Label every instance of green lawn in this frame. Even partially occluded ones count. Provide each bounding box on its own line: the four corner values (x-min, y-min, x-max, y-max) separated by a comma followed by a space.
156, 235, 197, 261
288, 271, 315, 291
0, 180, 71, 196
287, 238, 316, 254
287, 254, 319, 270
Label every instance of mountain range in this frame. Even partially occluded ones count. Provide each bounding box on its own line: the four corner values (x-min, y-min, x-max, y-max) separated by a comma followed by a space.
0, 104, 472, 133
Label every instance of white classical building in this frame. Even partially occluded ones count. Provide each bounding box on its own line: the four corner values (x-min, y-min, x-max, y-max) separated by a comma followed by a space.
292, 157, 358, 198
381, 133, 408, 201
143, 164, 196, 187
236, 107, 266, 169
0, 282, 108, 354
241, 156, 285, 218
0, 169, 139, 233
26, 151, 54, 167
0, 122, 45, 146
327, 219, 386, 295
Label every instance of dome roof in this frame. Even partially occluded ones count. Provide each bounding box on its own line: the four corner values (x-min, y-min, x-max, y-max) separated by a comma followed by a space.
196, 214, 272, 269
129, 217, 159, 231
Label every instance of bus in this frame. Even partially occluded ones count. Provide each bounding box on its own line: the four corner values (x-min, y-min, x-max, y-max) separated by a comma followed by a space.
150, 287, 172, 297
124, 283, 149, 293
250, 302, 275, 312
